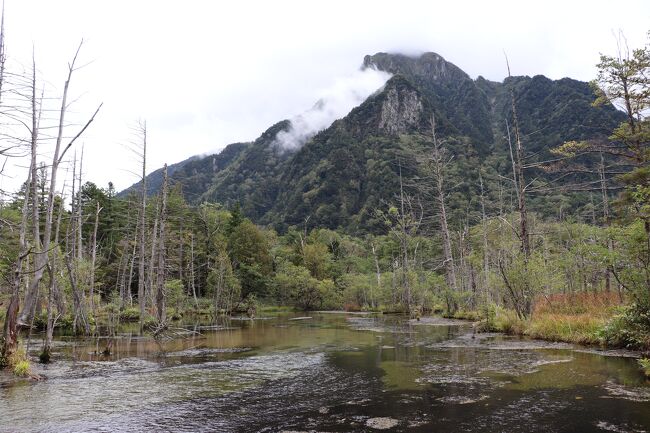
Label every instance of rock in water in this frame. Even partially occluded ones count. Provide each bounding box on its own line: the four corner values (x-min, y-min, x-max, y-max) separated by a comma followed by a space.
366, 417, 399, 429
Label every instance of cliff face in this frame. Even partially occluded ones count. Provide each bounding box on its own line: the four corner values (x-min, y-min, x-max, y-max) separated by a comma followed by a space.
122, 51, 625, 234
378, 78, 425, 135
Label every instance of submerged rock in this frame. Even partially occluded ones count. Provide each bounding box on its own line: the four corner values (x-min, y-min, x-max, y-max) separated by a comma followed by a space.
366, 417, 399, 429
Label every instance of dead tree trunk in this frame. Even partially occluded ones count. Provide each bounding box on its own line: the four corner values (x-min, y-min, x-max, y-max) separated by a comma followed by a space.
76, 146, 84, 262
89, 202, 101, 320
430, 115, 457, 298
155, 164, 168, 324
190, 233, 198, 308
138, 121, 147, 330
19, 43, 102, 326
371, 240, 381, 308
506, 58, 530, 258
42, 184, 67, 361
479, 171, 490, 305
147, 214, 158, 309
598, 152, 615, 294
2, 165, 32, 362
19, 55, 43, 327
398, 161, 411, 309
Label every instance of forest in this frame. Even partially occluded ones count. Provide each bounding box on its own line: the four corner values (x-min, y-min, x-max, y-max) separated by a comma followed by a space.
0, 22, 649, 391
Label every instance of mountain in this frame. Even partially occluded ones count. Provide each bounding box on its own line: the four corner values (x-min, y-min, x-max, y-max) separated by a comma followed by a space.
121, 52, 625, 233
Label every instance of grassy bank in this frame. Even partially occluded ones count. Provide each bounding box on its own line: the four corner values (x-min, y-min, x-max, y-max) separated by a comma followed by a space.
448, 293, 650, 350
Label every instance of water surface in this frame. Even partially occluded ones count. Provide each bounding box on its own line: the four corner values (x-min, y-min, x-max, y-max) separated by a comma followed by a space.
1, 313, 649, 432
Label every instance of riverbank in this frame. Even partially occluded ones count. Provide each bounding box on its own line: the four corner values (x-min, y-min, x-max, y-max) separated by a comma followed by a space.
447, 293, 650, 353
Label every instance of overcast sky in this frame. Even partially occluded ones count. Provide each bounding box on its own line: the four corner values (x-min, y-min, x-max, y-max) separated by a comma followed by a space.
1, 0, 649, 194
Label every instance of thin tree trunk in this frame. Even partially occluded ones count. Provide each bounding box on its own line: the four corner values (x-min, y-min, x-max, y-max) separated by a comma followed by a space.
42, 185, 67, 361
20, 43, 102, 326
479, 171, 490, 306
77, 146, 84, 262
599, 152, 613, 294
155, 164, 168, 324
505, 59, 530, 258
371, 241, 380, 308
89, 202, 101, 320
2, 165, 32, 361
126, 240, 137, 307
190, 233, 198, 308
431, 115, 457, 297
19, 55, 43, 327
138, 122, 147, 330
147, 215, 158, 309
398, 160, 411, 309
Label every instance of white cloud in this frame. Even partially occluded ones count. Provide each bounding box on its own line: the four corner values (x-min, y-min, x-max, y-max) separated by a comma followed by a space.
273, 68, 391, 151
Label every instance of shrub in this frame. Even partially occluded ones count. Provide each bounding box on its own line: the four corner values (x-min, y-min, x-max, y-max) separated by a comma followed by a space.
119, 307, 140, 322
598, 304, 650, 350
13, 360, 30, 377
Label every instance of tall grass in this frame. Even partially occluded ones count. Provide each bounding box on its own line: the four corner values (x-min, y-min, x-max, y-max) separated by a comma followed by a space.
482, 293, 623, 346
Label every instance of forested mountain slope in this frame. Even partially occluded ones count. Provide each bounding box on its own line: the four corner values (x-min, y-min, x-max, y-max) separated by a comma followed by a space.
122, 52, 624, 233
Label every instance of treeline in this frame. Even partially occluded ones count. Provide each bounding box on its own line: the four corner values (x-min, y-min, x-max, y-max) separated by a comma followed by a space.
0, 175, 646, 330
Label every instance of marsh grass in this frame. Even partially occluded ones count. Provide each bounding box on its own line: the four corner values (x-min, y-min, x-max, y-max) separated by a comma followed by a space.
473, 293, 627, 346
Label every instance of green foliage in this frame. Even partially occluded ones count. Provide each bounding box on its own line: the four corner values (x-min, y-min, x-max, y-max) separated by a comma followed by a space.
607, 221, 650, 307
119, 307, 140, 322
638, 358, 650, 378
206, 251, 240, 312
165, 279, 187, 318
273, 261, 338, 310
13, 360, 30, 377
599, 304, 650, 350
229, 220, 272, 299
498, 251, 549, 319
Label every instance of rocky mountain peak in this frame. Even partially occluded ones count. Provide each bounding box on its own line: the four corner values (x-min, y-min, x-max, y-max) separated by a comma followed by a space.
362, 52, 469, 85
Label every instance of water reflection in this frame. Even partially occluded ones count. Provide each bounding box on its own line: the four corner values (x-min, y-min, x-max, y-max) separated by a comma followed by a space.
0, 312, 648, 433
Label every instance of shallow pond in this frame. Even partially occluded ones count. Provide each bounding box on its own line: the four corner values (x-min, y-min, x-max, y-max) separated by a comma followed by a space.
1, 313, 649, 432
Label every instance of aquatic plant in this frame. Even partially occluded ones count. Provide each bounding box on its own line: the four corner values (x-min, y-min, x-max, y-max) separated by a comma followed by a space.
638, 358, 650, 378
13, 360, 30, 377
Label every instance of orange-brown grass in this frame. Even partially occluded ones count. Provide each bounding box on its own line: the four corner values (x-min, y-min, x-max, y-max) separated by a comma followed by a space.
484, 293, 624, 346
527, 292, 623, 345
533, 292, 623, 316
526, 313, 606, 345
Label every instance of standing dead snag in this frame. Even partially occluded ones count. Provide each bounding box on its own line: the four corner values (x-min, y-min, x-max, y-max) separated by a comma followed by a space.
430, 115, 457, 302
155, 164, 169, 325
137, 121, 147, 330
479, 171, 490, 305
19, 41, 103, 326
89, 202, 102, 321
505, 55, 530, 258
2, 165, 32, 363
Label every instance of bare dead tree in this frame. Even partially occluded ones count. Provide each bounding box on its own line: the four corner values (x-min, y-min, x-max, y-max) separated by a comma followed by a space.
19, 41, 103, 326
155, 164, 168, 324
137, 121, 147, 329
2, 163, 31, 362
42, 182, 68, 360
430, 115, 457, 296
190, 233, 198, 308
76, 145, 84, 262
89, 201, 102, 321
505, 56, 530, 258
479, 171, 490, 305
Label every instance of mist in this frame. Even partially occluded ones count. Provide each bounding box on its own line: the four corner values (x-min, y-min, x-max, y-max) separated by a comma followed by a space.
274, 67, 392, 150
